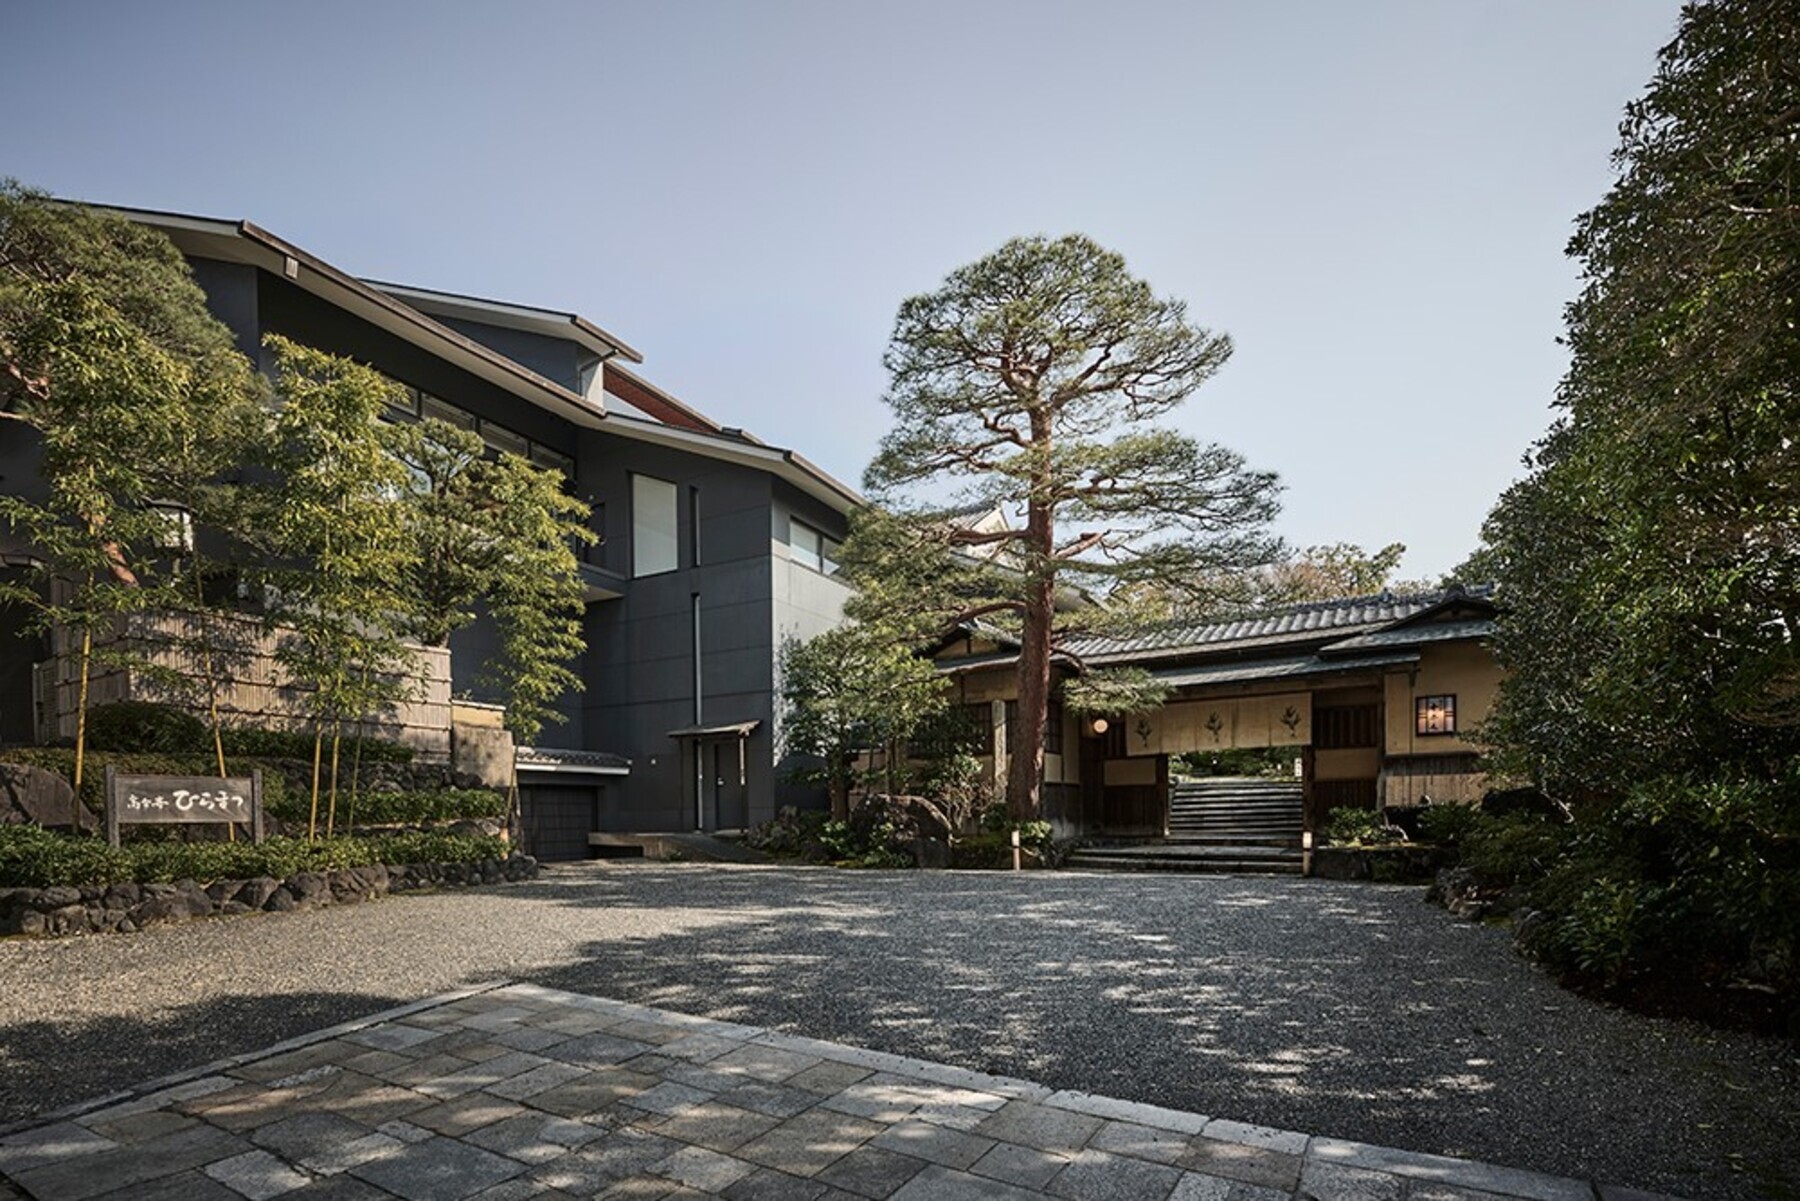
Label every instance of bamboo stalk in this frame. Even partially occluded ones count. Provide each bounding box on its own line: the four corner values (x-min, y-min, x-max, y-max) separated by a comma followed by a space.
308, 726, 323, 842
326, 720, 342, 838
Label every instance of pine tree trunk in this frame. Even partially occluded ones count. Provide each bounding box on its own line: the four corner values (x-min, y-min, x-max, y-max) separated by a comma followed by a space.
1006, 481, 1055, 820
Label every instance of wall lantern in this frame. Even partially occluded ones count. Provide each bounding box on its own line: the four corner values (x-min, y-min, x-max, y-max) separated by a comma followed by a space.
146, 500, 194, 554
1088, 717, 1110, 736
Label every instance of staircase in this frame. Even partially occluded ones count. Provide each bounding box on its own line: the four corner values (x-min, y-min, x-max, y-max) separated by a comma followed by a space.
1168, 777, 1304, 845
1063, 777, 1306, 875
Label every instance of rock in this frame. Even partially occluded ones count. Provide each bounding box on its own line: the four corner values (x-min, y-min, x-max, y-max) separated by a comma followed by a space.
289, 872, 329, 901
15, 909, 45, 935
911, 837, 951, 869
0, 763, 83, 828
264, 889, 298, 913
47, 904, 89, 935
174, 880, 213, 918
205, 879, 244, 903
104, 882, 142, 909
351, 863, 389, 895
35, 886, 82, 910
235, 877, 281, 909
219, 901, 252, 916
327, 869, 366, 903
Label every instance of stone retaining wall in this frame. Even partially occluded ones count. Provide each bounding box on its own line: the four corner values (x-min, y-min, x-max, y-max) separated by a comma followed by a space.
0, 853, 539, 938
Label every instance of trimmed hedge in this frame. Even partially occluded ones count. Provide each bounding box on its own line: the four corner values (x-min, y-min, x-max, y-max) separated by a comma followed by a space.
0, 747, 295, 813
265, 787, 507, 827
75, 701, 414, 763
0, 823, 509, 889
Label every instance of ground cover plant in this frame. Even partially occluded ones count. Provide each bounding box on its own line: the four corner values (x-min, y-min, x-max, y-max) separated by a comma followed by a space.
0, 823, 508, 889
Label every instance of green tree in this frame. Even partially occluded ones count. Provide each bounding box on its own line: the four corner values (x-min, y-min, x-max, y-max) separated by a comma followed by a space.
860, 234, 1281, 817
387, 417, 493, 650
779, 621, 947, 819
1478, 0, 1800, 797
0, 184, 264, 808
253, 336, 418, 836
478, 449, 593, 746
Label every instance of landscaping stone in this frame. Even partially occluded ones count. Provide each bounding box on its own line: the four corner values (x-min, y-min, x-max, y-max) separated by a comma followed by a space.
0, 854, 539, 937
0, 764, 82, 828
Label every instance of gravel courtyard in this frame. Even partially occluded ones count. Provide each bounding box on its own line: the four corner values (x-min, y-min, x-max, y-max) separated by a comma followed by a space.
0, 864, 1793, 1200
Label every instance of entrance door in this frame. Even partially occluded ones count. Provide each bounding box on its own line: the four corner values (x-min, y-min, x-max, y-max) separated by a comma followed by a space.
688, 738, 749, 831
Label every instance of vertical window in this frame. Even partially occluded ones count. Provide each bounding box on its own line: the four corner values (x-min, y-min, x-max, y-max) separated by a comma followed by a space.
789, 520, 841, 575
689, 486, 701, 567
1416, 695, 1457, 736
632, 474, 679, 577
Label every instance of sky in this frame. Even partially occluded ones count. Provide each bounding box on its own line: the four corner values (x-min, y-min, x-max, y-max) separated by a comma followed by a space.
3, 1, 1683, 580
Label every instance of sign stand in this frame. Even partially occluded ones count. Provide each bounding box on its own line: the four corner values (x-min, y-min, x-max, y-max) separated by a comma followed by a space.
105, 766, 264, 847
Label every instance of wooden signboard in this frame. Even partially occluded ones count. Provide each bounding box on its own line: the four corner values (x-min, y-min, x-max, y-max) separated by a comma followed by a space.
104, 766, 264, 847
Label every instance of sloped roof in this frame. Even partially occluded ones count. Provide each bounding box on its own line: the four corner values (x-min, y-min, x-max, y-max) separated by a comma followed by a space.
1151, 650, 1423, 690
1071, 584, 1496, 664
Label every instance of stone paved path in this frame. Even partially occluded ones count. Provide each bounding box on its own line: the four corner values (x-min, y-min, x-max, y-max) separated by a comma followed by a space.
0, 982, 1678, 1201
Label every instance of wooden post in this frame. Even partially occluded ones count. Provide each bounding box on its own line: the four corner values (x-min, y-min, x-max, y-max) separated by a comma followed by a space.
251, 769, 265, 844
104, 764, 119, 848
1011, 827, 1021, 871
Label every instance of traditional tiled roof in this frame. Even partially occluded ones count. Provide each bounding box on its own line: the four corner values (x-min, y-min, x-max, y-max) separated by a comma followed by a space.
1070, 584, 1495, 664
516, 746, 631, 773
1150, 650, 1423, 690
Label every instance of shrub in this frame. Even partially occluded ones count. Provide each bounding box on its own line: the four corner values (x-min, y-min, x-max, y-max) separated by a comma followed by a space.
0, 824, 508, 888
0, 747, 294, 815
1417, 801, 1485, 847
1524, 777, 1800, 994
218, 726, 413, 763
818, 818, 912, 868
1461, 811, 1568, 885
977, 805, 1053, 848
745, 807, 831, 857
1320, 807, 1404, 846
266, 787, 506, 827
84, 702, 209, 754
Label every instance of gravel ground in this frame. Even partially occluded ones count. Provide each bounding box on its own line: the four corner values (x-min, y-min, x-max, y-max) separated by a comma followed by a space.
0, 863, 1794, 1200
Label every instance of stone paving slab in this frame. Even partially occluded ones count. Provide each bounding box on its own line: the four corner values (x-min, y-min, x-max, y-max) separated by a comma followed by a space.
0, 982, 1688, 1201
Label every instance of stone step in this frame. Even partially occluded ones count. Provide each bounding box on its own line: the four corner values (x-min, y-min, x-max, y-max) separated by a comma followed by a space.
1065, 852, 1304, 876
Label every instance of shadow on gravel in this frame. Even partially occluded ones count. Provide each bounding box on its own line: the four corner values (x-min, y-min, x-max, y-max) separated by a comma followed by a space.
0, 989, 409, 1129
495, 864, 1799, 1201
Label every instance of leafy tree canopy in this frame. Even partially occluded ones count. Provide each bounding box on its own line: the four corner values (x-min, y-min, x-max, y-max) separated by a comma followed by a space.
1477, 0, 1800, 795
855, 234, 1281, 815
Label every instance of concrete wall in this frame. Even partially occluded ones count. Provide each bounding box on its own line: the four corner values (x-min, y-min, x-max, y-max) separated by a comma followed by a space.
580, 433, 796, 831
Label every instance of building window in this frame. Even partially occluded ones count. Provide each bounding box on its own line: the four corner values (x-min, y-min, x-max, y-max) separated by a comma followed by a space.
632, 474, 679, 577
1416, 695, 1457, 737
689, 486, 701, 567
1044, 701, 1064, 755
1316, 704, 1379, 749
789, 520, 840, 575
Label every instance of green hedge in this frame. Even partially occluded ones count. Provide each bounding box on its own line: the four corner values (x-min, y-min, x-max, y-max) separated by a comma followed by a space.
0, 747, 294, 814
0, 824, 509, 888
79, 701, 413, 763
266, 788, 507, 827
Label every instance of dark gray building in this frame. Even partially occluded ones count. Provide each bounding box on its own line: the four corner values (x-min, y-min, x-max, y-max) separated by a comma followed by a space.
4, 207, 857, 857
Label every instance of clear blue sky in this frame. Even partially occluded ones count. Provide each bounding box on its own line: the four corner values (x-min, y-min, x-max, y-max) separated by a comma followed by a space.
3, 1, 1681, 579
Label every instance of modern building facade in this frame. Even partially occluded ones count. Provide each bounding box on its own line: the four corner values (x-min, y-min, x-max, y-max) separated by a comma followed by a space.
0, 206, 857, 858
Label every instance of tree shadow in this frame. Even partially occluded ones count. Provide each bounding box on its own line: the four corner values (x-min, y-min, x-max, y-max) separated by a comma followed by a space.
0, 989, 410, 1130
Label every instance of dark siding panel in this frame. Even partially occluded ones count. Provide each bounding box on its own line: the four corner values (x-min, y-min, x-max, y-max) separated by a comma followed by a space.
523, 783, 600, 861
